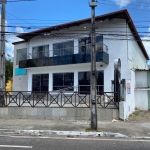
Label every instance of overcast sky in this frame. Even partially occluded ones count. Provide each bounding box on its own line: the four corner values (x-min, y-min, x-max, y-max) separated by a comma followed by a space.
4, 0, 150, 58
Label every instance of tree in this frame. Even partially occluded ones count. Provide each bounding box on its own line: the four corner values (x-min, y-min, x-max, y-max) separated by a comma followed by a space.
5, 59, 13, 86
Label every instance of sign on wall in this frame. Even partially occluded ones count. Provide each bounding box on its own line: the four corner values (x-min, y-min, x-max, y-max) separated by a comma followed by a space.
127, 83, 131, 94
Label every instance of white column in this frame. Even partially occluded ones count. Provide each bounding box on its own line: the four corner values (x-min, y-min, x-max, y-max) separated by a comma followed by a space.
28, 70, 32, 91
74, 39, 78, 54
49, 73, 53, 91
49, 43, 53, 57
74, 71, 78, 91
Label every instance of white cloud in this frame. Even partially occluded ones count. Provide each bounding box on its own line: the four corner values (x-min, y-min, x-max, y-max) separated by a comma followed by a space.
16, 26, 24, 33
142, 27, 150, 58
6, 26, 24, 57
112, 0, 135, 8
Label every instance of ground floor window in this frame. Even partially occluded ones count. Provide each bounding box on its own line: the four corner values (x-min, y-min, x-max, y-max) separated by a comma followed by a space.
32, 74, 49, 91
53, 73, 74, 91
78, 71, 104, 93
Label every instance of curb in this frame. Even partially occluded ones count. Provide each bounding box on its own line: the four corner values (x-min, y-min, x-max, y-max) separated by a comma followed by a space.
131, 136, 150, 140
0, 129, 128, 138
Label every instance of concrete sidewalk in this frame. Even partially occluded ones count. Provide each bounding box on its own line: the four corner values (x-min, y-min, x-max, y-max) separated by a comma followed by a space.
0, 118, 150, 138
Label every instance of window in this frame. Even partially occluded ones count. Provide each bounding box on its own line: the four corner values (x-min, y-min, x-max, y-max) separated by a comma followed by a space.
78, 71, 104, 93
53, 73, 74, 91
16, 48, 27, 65
79, 35, 103, 54
32, 74, 49, 91
79, 37, 91, 54
53, 41, 74, 57
32, 45, 49, 59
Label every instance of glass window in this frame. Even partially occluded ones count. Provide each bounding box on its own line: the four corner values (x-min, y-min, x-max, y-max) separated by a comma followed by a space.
78, 72, 90, 93
78, 71, 104, 93
16, 48, 27, 65
79, 37, 91, 54
79, 35, 103, 54
32, 45, 49, 59
53, 73, 74, 91
32, 74, 49, 91
96, 36, 103, 52
53, 41, 74, 57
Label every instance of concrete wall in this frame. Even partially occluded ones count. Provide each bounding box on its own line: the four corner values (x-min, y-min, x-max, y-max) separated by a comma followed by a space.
127, 25, 148, 70
135, 90, 148, 110
13, 42, 28, 91
148, 72, 150, 109
0, 107, 119, 121
135, 71, 149, 110
119, 70, 136, 120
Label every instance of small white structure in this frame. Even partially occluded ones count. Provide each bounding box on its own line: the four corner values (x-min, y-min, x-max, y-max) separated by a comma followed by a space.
12, 10, 149, 120
134, 70, 150, 110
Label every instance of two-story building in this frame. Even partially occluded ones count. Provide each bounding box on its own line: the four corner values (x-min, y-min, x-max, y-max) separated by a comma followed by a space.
12, 9, 149, 120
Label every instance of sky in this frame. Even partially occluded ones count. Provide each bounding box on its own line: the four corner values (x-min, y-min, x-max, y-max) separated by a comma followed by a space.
3, 0, 150, 59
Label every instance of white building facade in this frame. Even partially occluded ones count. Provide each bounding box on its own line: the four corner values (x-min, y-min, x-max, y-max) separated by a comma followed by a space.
12, 10, 149, 120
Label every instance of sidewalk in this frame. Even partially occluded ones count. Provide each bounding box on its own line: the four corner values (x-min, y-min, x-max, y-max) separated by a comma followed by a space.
0, 118, 150, 138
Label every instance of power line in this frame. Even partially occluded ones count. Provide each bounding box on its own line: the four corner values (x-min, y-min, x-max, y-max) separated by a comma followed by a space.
5, 10, 36, 27
98, 1, 150, 12
0, 0, 36, 2
101, 0, 150, 7
6, 18, 71, 21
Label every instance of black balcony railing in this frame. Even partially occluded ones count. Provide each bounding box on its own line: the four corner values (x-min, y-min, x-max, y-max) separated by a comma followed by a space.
18, 43, 109, 68
19, 51, 109, 68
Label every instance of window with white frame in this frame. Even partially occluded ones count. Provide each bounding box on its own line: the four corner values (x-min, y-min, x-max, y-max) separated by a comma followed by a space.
78, 71, 104, 93
79, 35, 103, 54
53, 72, 74, 91
53, 41, 74, 57
16, 48, 27, 65
32, 45, 49, 59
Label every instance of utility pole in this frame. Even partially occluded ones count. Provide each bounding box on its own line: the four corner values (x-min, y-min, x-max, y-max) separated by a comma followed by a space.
0, 0, 6, 91
89, 0, 97, 130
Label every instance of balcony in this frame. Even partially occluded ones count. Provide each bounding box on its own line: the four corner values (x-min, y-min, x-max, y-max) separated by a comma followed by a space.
19, 44, 109, 68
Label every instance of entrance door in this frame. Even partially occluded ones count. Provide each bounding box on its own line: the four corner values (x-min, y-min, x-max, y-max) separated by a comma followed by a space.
32, 74, 49, 91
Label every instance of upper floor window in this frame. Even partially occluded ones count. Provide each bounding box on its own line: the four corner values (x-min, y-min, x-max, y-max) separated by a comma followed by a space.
16, 48, 27, 65
32, 45, 49, 59
79, 35, 103, 54
53, 41, 74, 57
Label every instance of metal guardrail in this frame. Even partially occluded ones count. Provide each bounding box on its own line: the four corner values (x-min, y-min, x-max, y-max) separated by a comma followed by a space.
20, 43, 108, 60
0, 91, 121, 108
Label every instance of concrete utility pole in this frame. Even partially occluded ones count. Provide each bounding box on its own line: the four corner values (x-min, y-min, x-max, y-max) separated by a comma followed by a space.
89, 0, 97, 130
0, 0, 6, 91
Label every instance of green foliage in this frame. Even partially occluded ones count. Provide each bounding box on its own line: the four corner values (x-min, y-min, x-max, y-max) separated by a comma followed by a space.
5, 59, 13, 86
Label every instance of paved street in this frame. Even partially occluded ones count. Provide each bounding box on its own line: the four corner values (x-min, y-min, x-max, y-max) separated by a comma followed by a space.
0, 134, 150, 150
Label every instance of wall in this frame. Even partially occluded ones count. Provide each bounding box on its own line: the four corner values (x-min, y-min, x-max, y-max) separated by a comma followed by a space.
13, 42, 28, 91
134, 71, 149, 110
127, 25, 148, 70
120, 70, 136, 120
148, 72, 150, 109
0, 107, 119, 121
135, 90, 148, 110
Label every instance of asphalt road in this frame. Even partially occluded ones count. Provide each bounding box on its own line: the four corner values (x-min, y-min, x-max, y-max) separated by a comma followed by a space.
0, 135, 150, 150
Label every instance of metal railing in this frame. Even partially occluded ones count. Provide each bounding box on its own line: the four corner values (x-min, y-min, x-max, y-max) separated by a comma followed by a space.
19, 43, 108, 60
0, 91, 121, 108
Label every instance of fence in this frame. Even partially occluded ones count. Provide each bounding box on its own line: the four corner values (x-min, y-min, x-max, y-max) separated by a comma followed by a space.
0, 91, 121, 108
